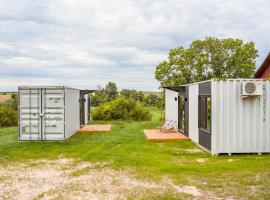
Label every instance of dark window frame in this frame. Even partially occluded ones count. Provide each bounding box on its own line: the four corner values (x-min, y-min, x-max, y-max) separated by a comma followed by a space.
198, 95, 211, 133
178, 95, 185, 132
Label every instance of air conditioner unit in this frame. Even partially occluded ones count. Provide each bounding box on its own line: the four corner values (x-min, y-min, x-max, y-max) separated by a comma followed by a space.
241, 82, 263, 97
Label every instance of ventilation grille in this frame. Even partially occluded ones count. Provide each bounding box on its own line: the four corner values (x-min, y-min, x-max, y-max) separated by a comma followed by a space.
244, 82, 256, 94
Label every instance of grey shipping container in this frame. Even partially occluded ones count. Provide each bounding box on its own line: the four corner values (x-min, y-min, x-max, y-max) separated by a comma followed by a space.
18, 86, 93, 141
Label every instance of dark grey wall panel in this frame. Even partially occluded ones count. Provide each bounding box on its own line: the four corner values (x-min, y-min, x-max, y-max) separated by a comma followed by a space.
199, 129, 211, 150
199, 81, 211, 95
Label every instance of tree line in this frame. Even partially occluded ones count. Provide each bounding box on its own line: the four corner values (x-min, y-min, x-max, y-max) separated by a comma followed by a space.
91, 82, 163, 108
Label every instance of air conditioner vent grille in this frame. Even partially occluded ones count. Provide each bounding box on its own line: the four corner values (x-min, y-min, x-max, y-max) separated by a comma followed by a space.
245, 82, 256, 94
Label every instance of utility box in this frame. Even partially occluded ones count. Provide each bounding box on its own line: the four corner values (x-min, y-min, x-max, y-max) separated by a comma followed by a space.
18, 86, 84, 141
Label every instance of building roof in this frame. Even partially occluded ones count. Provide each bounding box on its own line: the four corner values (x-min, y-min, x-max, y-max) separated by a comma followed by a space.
254, 52, 270, 78
80, 90, 96, 95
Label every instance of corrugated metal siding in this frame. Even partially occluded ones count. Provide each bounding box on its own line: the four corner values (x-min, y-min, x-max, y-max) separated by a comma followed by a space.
211, 80, 270, 154
42, 89, 65, 140
188, 84, 199, 143
65, 88, 80, 139
19, 89, 42, 140
165, 89, 179, 129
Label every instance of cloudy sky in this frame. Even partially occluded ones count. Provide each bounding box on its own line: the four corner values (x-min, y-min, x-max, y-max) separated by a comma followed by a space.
0, 0, 269, 91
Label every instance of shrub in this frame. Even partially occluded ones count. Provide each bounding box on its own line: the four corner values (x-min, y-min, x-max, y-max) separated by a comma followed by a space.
92, 97, 151, 121
0, 107, 17, 127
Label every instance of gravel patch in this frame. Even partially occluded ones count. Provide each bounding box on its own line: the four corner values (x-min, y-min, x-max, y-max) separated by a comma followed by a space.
0, 158, 205, 200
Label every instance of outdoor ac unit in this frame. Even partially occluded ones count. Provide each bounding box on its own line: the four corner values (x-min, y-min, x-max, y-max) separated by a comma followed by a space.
241, 82, 263, 97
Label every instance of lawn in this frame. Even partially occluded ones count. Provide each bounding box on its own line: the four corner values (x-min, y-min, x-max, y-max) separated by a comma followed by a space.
0, 107, 270, 199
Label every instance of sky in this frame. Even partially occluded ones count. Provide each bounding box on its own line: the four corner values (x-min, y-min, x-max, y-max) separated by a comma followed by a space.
0, 0, 270, 92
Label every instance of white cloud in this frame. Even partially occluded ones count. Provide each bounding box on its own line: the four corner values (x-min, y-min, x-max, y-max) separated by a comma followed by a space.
0, 0, 269, 91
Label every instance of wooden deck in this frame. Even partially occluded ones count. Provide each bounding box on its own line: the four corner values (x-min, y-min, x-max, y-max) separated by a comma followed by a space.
144, 130, 189, 142
79, 125, 111, 132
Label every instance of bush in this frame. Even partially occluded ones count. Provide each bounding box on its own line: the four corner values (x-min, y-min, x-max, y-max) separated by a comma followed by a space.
0, 107, 17, 127
92, 97, 151, 121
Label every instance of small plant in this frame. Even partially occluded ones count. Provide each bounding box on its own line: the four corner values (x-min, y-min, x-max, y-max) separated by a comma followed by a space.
92, 97, 151, 121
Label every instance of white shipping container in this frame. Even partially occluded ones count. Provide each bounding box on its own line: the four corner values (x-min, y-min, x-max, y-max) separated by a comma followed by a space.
211, 79, 270, 154
18, 86, 80, 141
164, 79, 270, 155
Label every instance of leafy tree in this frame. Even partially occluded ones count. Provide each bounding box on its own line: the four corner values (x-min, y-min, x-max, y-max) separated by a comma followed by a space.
145, 94, 160, 106
155, 37, 258, 87
91, 82, 118, 106
104, 82, 118, 101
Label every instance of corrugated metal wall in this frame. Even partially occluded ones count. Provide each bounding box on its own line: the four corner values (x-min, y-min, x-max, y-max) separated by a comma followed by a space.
211, 80, 270, 154
165, 89, 179, 129
188, 84, 199, 143
65, 88, 80, 139
19, 88, 42, 140
42, 88, 65, 140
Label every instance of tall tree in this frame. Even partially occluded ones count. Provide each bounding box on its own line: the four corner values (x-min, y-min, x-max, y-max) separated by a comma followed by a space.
104, 82, 118, 101
155, 37, 258, 87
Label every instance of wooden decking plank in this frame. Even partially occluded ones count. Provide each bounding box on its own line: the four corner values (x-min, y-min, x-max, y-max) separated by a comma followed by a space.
144, 129, 189, 142
79, 125, 111, 132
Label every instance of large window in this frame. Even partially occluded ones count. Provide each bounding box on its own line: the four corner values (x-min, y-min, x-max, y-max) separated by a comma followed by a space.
199, 96, 211, 132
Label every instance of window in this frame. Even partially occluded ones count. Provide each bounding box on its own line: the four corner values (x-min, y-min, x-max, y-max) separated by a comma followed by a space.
199, 96, 211, 132
179, 95, 185, 131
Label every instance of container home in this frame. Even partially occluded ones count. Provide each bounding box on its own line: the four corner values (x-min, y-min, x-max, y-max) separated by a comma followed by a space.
18, 86, 94, 141
164, 79, 270, 155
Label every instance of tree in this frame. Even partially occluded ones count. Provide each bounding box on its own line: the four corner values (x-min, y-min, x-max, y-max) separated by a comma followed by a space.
91, 82, 118, 106
145, 94, 160, 106
155, 37, 258, 87
120, 89, 145, 102
104, 82, 118, 101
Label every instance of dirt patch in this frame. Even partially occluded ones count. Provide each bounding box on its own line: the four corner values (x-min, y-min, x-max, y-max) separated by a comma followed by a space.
0, 158, 206, 200
185, 149, 203, 153
0, 95, 11, 103
196, 158, 208, 163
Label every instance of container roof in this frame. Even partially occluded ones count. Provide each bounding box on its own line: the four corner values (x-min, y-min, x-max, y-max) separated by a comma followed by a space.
80, 90, 96, 95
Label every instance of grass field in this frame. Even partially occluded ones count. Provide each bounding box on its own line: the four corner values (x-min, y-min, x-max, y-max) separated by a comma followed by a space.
0, 107, 270, 199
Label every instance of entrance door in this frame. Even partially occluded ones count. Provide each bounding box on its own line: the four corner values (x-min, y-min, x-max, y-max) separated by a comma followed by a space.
42, 89, 65, 140
19, 89, 42, 140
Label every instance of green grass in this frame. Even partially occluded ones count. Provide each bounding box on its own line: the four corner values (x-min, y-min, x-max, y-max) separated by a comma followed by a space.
0, 107, 270, 199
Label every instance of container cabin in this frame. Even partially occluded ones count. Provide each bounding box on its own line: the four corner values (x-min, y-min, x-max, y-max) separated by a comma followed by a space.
18, 86, 94, 141
164, 79, 270, 155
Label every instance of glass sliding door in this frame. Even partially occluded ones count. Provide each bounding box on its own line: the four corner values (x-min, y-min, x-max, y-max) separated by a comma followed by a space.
178, 95, 185, 133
